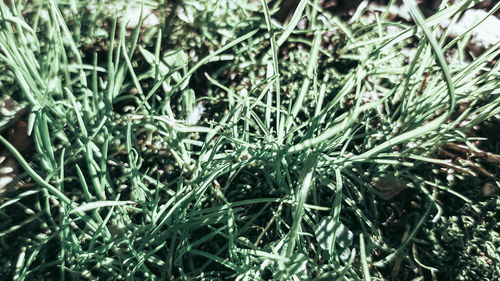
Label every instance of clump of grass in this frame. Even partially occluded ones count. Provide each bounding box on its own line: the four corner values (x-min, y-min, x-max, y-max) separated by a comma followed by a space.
1, 0, 499, 280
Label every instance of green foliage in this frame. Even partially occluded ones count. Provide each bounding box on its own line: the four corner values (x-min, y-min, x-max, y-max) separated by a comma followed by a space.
424, 180, 500, 280
0, 0, 499, 280
314, 217, 353, 262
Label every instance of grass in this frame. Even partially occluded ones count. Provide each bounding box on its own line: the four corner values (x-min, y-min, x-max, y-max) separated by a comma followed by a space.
0, 0, 499, 280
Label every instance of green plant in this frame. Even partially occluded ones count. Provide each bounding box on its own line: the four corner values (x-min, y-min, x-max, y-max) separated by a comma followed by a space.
1, 0, 499, 280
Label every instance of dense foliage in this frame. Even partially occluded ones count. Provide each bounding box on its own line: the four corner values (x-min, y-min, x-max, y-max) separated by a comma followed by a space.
0, 0, 499, 280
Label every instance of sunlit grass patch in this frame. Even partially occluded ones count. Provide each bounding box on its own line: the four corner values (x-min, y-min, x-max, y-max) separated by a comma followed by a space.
0, 0, 499, 280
